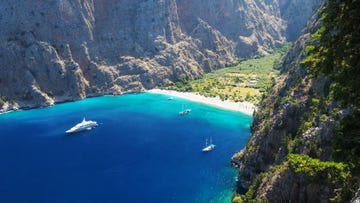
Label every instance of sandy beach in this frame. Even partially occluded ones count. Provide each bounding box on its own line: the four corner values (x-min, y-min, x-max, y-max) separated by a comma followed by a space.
148, 89, 256, 115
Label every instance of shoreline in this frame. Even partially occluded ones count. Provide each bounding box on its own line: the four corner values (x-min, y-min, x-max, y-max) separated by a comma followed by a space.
147, 89, 256, 115
1, 89, 257, 116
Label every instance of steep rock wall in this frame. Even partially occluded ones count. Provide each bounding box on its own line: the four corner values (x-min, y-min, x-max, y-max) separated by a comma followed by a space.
279, 0, 322, 41
0, 0, 318, 111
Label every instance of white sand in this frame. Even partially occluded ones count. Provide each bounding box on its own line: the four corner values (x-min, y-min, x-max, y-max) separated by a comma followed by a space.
147, 89, 256, 115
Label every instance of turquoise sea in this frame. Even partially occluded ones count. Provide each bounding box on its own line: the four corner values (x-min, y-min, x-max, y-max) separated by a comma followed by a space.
0, 93, 252, 203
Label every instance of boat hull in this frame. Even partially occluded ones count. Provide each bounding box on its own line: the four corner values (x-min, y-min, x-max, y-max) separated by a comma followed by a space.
179, 109, 191, 115
66, 126, 96, 134
202, 144, 215, 152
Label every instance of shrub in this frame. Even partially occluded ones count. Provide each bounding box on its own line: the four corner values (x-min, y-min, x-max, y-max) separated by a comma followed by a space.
333, 110, 360, 174
288, 154, 351, 201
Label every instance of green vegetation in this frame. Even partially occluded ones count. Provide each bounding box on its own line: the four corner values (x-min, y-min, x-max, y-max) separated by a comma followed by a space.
232, 173, 266, 203
301, 1, 360, 107
166, 50, 288, 104
288, 154, 352, 202
288, 154, 350, 181
333, 110, 360, 174
302, 0, 360, 180
232, 163, 288, 203
233, 154, 354, 202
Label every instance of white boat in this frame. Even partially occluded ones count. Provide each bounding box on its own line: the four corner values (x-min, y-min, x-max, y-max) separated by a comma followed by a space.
179, 104, 191, 115
66, 117, 98, 134
168, 97, 174, 100
202, 138, 215, 152
179, 109, 191, 115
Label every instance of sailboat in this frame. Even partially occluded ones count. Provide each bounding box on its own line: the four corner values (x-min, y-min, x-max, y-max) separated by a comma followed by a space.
202, 137, 215, 152
179, 104, 191, 115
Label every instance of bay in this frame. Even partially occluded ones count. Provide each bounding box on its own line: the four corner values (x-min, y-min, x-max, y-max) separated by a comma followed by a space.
0, 93, 251, 203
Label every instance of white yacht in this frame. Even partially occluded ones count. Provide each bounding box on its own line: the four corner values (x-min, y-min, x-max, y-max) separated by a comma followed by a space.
66, 117, 98, 134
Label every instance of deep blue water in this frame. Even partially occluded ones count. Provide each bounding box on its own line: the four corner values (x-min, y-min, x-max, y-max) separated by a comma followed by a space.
0, 93, 252, 203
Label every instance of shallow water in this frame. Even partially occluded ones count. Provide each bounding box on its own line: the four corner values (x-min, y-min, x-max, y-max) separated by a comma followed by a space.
0, 93, 252, 203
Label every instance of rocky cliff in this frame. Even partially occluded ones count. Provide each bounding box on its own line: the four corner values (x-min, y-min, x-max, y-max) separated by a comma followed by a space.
231, 1, 360, 202
0, 0, 319, 112
232, 32, 352, 202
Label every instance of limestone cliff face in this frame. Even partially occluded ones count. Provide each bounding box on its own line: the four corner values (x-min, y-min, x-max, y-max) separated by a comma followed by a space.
0, 0, 318, 111
177, 0, 285, 56
279, 0, 322, 41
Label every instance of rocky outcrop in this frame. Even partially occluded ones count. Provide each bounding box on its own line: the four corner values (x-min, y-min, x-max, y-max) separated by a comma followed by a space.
0, 0, 319, 112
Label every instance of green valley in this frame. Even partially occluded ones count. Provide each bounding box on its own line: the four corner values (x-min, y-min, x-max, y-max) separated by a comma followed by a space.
164, 44, 291, 104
